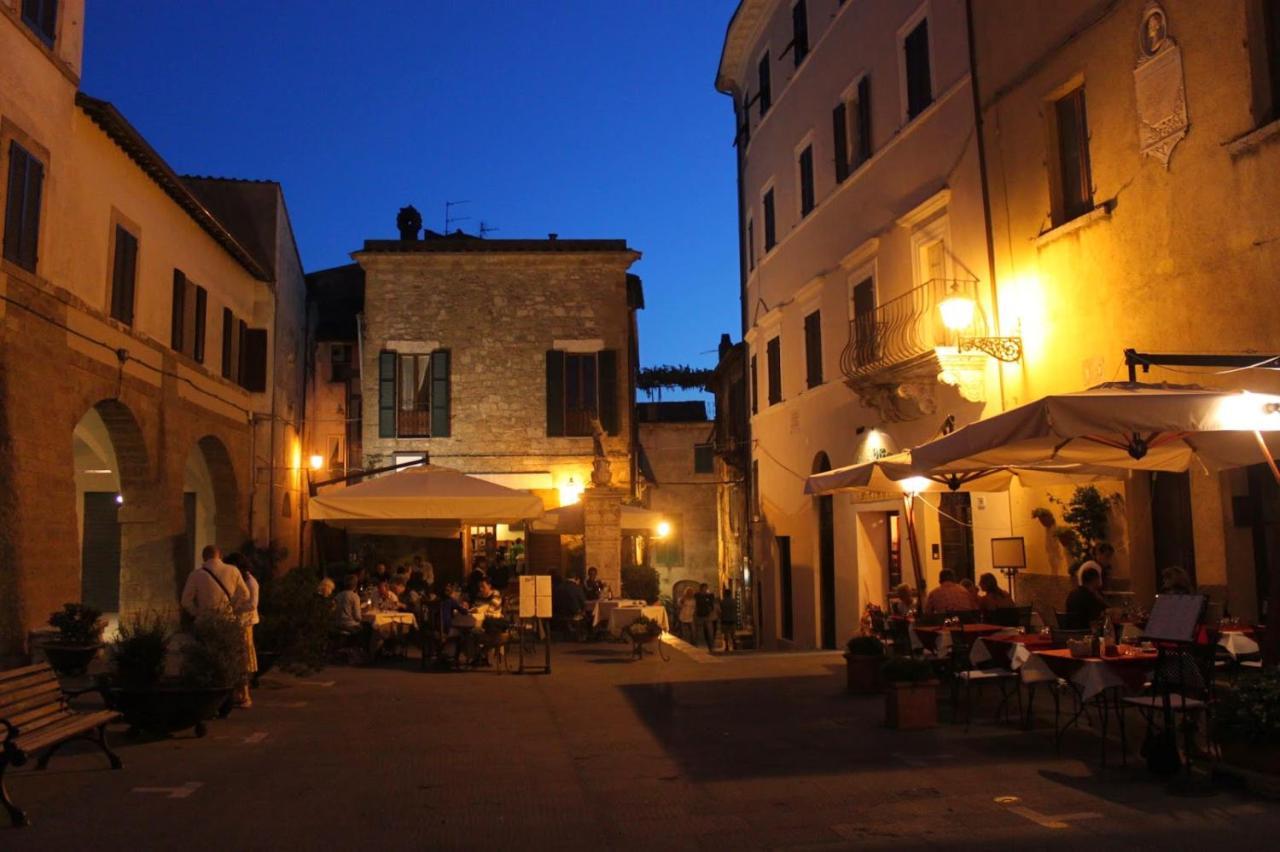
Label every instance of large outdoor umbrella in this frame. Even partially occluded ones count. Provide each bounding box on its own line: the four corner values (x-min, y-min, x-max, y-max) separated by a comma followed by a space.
529, 502, 666, 535
308, 464, 546, 533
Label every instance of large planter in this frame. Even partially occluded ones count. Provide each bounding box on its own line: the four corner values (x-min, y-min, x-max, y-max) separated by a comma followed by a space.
107, 683, 236, 737
40, 642, 104, 676
885, 680, 939, 730
844, 653, 886, 694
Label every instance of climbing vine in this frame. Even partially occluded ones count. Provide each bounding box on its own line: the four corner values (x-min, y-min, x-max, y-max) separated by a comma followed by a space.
637, 365, 714, 400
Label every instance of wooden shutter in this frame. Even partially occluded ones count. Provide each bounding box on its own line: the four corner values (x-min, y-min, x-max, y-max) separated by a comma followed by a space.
799, 146, 815, 216
804, 311, 823, 388
597, 348, 619, 436
905, 18, 932, 119
181, 277, 198, 358
378, 351, 397, 437
791, 0, 808, 66
110, 226, 137, 325
193, 285, 207, 363
766, 337, 781, 405
170, 270, 186, 351
546, 350, 565, 436
221, 308, 235, 378
757, 53, 771, 117
763, 189, 776, 250
750, 354, 758, 415
856, 76, 873, 164
430, 349, 451, 437
1055, 88, 1093, 222
832, 102, 849, 183
240, 328, 267, 392
3, 143, 42, 272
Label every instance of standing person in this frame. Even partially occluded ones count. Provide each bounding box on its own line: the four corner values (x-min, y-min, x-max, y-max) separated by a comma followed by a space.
719, 586, 739, 652
180, 545, 253, 705
694, 583, 718, 650
677, 587, 697, 642
225, 553, 260, 707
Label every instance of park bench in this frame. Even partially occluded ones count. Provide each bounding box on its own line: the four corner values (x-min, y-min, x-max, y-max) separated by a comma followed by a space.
0, 663, 122, 827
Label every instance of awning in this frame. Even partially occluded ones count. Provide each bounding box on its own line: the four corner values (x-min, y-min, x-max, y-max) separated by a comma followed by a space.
805, 451, 1121, 497
528, 502, 665, 534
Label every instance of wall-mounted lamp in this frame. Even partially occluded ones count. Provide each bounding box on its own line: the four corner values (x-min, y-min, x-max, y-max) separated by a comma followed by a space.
309, 454, 325, 471
938, 288, 1023, 363
655, 520, 672, 539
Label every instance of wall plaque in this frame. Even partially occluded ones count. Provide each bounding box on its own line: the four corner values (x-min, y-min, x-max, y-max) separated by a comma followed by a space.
1134, 2, 1188, 168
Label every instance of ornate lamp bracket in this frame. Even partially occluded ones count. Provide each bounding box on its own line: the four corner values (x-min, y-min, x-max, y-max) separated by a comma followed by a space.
958, 336, 1024, 363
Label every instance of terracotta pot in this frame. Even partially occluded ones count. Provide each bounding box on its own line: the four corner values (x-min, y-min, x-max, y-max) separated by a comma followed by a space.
844, 653, 886, 694
885, 680, 938, 730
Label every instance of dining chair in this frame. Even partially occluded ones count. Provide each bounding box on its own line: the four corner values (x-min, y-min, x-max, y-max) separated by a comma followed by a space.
949, 632, 1021, 731
1120, 644, 1217, 773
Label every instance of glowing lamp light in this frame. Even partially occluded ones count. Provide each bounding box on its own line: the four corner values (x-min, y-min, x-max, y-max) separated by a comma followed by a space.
558, 476, 584, 507
655, 520, 672, 539
899, 476, 931, 495
115, 494, 124, 505
1215, 392, 1280, 432
939, 295, 976, 332
309, 454, 325, 471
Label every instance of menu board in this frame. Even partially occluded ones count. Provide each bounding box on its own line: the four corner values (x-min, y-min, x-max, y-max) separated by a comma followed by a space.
1143, 593, 1204, 642
519, 574, 553, 618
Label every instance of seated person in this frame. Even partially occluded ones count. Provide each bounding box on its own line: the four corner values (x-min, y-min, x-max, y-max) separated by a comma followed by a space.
1065, 566, 1108, 627
1161, 565, 1195, 595
466, 563, 488, 601
470, 580, 502, 622
437, 583, 474, 665
333, 574, 363, 634
390, 579, 411, 610
371, 579, 400, 611
976, 572, 1016, 612
888, 584, 915, 618
584, 566, 606, 601
924, 569, 978, 614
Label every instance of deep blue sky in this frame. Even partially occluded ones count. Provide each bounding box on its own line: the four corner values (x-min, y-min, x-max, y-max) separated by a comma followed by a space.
82, 1, 741, 382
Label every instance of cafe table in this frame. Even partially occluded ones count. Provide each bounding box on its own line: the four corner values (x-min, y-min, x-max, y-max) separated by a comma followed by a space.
361, 610, 416, 661
607, 605, 670, 636
589, 599, 648, 628
910, 623, 1008, 656
1218, 627, 1260, 659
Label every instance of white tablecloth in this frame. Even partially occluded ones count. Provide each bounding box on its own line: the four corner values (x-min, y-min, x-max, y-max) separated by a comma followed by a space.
1219, 630, 1260, 658
363, 611, 415, 637
607, 605, 670, 635
589, 599, 648, 627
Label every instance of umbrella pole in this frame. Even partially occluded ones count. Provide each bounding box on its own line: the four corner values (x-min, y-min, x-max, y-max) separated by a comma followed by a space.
902, 495, 927, 602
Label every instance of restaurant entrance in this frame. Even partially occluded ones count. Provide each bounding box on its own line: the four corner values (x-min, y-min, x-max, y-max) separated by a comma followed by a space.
938, 493, 975, 581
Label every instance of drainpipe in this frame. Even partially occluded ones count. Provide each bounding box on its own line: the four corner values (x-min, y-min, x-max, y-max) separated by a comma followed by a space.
267, 279, 280, 569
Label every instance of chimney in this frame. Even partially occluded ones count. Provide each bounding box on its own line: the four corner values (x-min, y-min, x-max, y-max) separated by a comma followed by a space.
396, 205, 422, 241
718, 333, 733, 360
547, 232, 558, 242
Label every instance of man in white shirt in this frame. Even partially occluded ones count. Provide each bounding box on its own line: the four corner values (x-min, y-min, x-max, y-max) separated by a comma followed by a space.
181, 545, 252, 619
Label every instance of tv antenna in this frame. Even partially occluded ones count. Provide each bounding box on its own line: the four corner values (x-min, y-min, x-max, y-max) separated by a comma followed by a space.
478, 220, 499, 237
444, 200, 471, 233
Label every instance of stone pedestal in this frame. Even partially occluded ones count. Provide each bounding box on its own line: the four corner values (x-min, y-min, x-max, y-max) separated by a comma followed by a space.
583, 487, 625, 596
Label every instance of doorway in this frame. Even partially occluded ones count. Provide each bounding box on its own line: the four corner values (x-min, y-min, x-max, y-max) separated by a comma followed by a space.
813, 452, 836, 650
887, 510, 903, 589
938, 493, 975, 581
778, 536, 794, 641
1151, 471, 1196, 587
81, 493, 121, 612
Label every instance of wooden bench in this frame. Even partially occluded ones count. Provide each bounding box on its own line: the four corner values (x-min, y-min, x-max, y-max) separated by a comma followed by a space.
0, 663, 122, 827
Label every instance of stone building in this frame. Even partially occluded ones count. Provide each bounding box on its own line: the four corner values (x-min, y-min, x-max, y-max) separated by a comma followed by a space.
636, 401, 720, 599
307, 218, 643, 590
0, 0, 306, 660
710, 333, 752, 633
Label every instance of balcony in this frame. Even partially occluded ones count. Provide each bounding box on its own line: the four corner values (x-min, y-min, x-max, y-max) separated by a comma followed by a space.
840, 278, 990, 421
397, 408, 431, 437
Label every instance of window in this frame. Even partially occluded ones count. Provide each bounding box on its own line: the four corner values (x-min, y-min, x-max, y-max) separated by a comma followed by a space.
766, 337, 781, 405
746, 218, 755, 272
21, 0, 58, 47
109, 225, 138, 326
546, 349, 619, 437
239, 327, 267, 391
1248, 0, 1280, 124
851, 276, 877, 366
750, 353, 759, 415
3, 141, 44, 272
379, 349, 451, 438
655, 513, 684, 567
392, 452, 426, 469
398, 354, 433, 437
835, 76, 873, 182
903, 16, 933, 120
752, 459, 760, 516
797, 144, 815, 217
168, 270, 206, 363
221, 308, 240, 381
1051, 86, 1093, 225
762, 188, 776, 251
778, 536, 794, 640
758, 52, 772, 118
790, 1, 809, 67
694, 443, 714, 474
737, 97, 751, 148
803, 310, 823, 388
330, 343, 354, 382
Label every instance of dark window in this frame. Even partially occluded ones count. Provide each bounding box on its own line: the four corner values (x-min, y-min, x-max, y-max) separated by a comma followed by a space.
221, 308, 239, 380
169, 270, 205, 361
378, 351, 396, 438
239, 327, 267, 392
3, 141, 44, 272
430, 350, 452, 438
904, 17, 932, 119
747, 219, 755, 271
803, 310, 823, 388
758, 53, 772, 118
791, 0, 809, 67
750, 354, 759, 415
1249, 0, 1280, 124
547, 349, 618, 437
798, 145, 815, 217
109, 225, 138, 325
766, 337, 782, 405
738, 97, 752, 147
694, 443, 714, 474
193, 285, 207, 364
170, 271, 186, 352
778, 536, 794, 640
832, 102, 849, 183
330, 343, 354, 382
853, 76, 873, 166
851, 277, 877, 366
752, 459, 760, 516
763, 189, 776, 251
1052, 86, 1093, 224
21, 0, 58, 47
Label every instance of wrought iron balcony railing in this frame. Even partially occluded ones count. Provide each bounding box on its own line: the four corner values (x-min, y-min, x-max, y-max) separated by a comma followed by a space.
840, 278, 987, 381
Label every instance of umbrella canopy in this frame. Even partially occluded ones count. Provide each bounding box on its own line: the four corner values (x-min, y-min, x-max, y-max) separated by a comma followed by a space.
911, 382, 1280, 474
308, 465, 546, 532
805, 451, 1122, 496
529, 502, 665, 534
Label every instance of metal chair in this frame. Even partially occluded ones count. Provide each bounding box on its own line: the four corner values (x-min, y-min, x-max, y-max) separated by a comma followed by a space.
1120, 644, 1217, 773
948, 631, 1021, 730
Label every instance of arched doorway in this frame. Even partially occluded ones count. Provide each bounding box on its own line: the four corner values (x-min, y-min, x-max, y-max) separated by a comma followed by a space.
72, 401, 149, 616
181, 436, 239, 591
813, 452, 836, 649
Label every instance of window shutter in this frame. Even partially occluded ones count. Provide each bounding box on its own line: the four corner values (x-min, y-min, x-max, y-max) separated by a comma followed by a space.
378, 351, 397, 437
905, 18, 932, 119
39, 0, 58, 42
757, 54, 771, 117
792, 0, 809, 66
856, 76, 873, 164
110, 226, 138, 325
170, 270, 186, 350
546, 350, 565, 436
3, 144, 25, 267
597, 348, 619, 436
766, 337, 782, 405
240, 328, 268, 392
430, 349, 451, 437
832, 102, 849, 183
19, 152, 42, 271
221, 308, 234, 378
804, 311, 823, 388
750, 354, 758, 415
193, 285, 207, 363
181, 277, 198, 358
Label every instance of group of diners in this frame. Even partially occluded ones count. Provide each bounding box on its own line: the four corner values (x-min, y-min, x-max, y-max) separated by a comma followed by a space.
887, 569, 1019, 621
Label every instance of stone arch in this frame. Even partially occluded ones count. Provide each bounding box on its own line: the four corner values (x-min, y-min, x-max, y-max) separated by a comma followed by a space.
812, 451, 832, 475
179, 435, 241, 589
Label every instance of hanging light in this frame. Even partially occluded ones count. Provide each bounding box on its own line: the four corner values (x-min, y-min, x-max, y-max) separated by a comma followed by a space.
899, 476, 931, 495
655, 520, 672, 539
939, 294, 976, 332
558, 476, 583, 507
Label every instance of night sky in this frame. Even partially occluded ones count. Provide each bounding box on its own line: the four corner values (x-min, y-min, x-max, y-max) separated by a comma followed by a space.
81, 0, 741, 386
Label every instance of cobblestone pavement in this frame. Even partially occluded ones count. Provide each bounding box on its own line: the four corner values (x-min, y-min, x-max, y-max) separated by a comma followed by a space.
4, 639, 1278, 851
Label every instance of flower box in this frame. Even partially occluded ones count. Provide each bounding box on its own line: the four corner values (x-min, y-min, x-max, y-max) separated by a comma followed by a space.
885, 680, 938, 730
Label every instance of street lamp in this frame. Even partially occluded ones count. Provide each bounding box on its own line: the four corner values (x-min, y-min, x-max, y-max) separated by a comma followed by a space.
309, 454, 325, 471
938, 290, 1023, 363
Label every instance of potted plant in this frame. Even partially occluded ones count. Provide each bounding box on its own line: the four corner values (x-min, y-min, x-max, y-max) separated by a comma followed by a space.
624, 615, 664, 659
844, 635, 887, 694
1031, 507, 1056, 528
106, 609, 246, 737
41, 603, 107, 675
882, 656, 939, 730
1214, 669, 1280, 777
255, 567, 334, 682
621, 564, 661, 604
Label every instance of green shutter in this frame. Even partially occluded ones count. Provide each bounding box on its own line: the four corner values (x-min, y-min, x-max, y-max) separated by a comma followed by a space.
597, 349, 619, 436
378, 350, 397, 438
430, 349, 451, 437
546, 350, 565, 436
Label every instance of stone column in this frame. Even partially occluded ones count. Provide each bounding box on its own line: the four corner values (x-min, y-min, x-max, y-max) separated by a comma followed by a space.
583, 487, 624, 596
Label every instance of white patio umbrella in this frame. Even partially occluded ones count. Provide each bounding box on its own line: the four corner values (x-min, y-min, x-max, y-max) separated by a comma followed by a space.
911, 382, 1280, 476
804, 451, 1119, 496
528, 502, 665, 535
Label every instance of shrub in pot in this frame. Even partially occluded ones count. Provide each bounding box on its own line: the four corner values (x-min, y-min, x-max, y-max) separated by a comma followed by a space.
42, 603, 107, 675
255, 567, 333, 678
882, 656, 938, 730
621, 564, 661, 604
844, 635, 887, 694
1213, 668, 1280, 776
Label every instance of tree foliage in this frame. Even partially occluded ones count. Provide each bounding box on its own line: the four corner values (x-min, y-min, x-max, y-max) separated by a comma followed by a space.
637, 365, 714, 400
